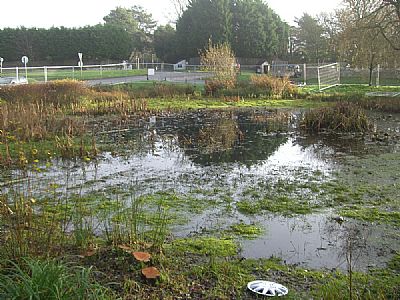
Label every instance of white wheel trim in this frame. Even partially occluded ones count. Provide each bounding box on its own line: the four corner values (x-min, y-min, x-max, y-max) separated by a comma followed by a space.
247, 280, 288, 297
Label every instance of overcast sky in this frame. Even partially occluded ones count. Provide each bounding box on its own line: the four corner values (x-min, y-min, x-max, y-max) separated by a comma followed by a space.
0, 0, 343, 29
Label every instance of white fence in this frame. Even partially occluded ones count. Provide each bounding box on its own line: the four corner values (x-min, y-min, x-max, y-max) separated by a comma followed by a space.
1, 61, 399, 86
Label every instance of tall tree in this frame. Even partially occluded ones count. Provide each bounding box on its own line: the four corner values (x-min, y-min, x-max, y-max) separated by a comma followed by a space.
357, 0, 400, 50
170, 0, 189, 19
103, 7, 138, 33
293, 13, 329, 63
176, 0, 233, 58
153, 25, 179, 62
232, 0, 267, 57
335, 0, 399, 74
175, 0, 288, 59
103, 6, 156, 51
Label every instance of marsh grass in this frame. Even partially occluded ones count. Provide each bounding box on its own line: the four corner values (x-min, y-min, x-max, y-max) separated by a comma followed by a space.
0, 80, 89, 105
301, 102, 372, 133
0, 191, 65, 258
356, 97, 400, 113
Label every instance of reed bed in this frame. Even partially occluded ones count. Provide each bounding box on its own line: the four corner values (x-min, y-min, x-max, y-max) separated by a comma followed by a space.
301, 102, 372, 133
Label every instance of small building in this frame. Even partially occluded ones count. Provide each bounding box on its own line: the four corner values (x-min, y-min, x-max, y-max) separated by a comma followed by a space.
260, 61, 270, 74
173, 60, 188, 71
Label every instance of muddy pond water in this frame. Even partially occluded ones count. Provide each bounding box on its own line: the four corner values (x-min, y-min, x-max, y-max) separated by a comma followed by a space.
6, 108, 400, 271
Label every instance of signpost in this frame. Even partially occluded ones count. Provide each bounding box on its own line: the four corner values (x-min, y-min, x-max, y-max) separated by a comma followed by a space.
147, 68, 155, 80
0, 57, 3, 74
21, 56, 29, 79
78, 52, 83, 77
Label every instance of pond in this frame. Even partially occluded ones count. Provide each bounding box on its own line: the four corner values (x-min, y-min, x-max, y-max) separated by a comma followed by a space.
4, 108, 399, 271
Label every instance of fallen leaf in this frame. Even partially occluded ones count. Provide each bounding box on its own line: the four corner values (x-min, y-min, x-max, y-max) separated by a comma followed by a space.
142, 267, 160, 279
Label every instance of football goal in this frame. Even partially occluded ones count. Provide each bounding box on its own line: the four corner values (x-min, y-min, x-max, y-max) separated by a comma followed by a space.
317, 63, 340, 91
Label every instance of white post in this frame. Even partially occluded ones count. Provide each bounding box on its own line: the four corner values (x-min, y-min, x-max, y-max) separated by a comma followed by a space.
44, 66, 48, 82
72, 66, 75, 79
16, 66, 19, 80
376, 64, 380, 86
100, 65, 103, 77
337, 63, 341, 85
0, 57, 3, 74
78, 52, 83, 78
21, 56, 29, 80
317, 66, 321, 91
303, 63, 307, 85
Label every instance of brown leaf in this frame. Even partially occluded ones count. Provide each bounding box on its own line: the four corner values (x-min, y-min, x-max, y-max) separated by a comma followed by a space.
133, 251, 151, 262
141, 266, 160, 279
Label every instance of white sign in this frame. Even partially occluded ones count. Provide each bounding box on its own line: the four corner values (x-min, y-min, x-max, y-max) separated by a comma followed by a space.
0, 57, 4, 63
22, 56, 29, 64
147, 68, 155, 76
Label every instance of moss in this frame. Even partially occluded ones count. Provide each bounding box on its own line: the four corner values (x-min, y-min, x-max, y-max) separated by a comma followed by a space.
237, 196, 316, 216
340, 207, 400, 226
170, 237, 238, 257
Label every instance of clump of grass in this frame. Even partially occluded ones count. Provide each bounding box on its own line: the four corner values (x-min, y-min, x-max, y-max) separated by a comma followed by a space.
0, 258, 112, 299
301, 102, 372, 133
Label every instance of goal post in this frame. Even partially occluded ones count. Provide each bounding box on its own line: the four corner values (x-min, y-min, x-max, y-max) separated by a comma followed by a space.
317, 63, 340, 91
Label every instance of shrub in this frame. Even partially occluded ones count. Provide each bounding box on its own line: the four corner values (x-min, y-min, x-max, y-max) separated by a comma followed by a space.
301, 102, 372, 133
250, 75, 299, 98
205, 78, 236, 96
200, 40, 238, 81
200, 40, 238, 96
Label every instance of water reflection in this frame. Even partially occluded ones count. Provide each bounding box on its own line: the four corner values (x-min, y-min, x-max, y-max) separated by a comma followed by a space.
240, 213, 397, 271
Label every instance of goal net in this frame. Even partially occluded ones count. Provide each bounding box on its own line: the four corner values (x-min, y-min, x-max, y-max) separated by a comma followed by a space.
317, 63, 340, 91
